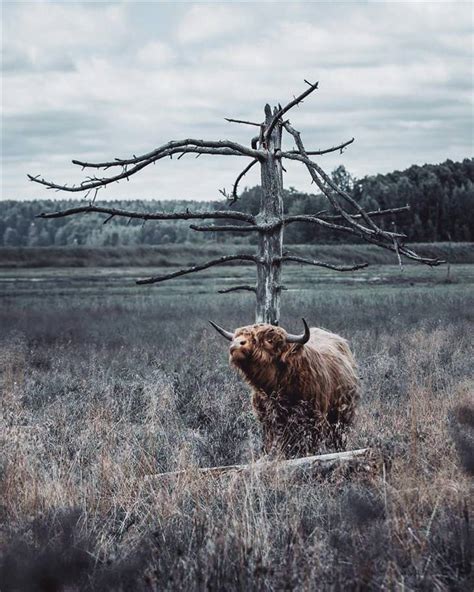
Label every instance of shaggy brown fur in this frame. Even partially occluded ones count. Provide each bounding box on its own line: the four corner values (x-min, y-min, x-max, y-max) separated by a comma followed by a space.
229, 323, 359, 458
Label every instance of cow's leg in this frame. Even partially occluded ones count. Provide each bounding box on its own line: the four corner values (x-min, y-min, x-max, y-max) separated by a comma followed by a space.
279, 402, 325, 458
326, 387, 359, 450
252, 390, 286, 459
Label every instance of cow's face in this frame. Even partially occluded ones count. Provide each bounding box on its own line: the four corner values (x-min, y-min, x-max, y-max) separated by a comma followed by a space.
209, 319, 310, 368
229, 324, 287, 365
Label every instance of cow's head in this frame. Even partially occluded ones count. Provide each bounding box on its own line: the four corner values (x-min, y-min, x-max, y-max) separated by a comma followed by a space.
209, 319, 310, 367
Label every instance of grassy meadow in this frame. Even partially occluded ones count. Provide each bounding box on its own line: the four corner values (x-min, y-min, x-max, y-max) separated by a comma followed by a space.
0, 254, 473, 590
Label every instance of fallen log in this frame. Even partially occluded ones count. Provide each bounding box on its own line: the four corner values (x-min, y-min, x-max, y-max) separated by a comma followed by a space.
144, 448, 371, 481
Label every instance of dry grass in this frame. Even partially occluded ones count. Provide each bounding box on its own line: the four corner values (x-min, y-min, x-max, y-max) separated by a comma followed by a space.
0, 286, 473, 591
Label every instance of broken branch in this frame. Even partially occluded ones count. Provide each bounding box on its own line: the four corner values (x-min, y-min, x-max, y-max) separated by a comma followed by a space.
224, 118, 261, 127
218, 285, 256, 294
265, 79, 319, 143
144, 448, 371, 480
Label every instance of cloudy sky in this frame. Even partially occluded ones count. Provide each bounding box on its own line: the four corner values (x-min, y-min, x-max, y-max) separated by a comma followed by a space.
2, 0, 472, 201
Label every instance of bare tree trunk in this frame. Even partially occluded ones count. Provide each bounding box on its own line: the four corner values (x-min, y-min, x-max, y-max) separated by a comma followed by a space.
256, 105, 284, 325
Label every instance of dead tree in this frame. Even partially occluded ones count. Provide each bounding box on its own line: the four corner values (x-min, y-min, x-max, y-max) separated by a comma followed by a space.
29, 80, 443, 325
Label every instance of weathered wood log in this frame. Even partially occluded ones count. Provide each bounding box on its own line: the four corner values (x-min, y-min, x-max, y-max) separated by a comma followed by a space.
144, 448, 371, 481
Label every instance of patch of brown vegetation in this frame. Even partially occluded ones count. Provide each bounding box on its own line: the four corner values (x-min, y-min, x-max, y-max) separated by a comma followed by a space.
0, 297, 472, 590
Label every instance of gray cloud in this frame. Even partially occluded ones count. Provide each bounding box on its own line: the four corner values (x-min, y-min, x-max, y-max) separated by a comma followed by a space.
2, 52, 76, 74
3, 110, 107, 159
2, 0, 472, 201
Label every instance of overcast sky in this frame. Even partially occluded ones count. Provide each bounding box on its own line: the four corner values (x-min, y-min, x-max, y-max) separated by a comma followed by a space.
2, 0, 473, 201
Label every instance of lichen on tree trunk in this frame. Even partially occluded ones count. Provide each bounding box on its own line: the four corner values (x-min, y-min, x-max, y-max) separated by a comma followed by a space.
256, 105, 284, 325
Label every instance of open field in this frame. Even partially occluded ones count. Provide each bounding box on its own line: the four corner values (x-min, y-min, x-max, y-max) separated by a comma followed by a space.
1, 263, 473, 590
1, 260, 473, 299
1, 242, 473, 268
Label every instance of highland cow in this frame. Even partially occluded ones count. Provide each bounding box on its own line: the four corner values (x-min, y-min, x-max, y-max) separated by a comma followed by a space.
210, 319, 359, 458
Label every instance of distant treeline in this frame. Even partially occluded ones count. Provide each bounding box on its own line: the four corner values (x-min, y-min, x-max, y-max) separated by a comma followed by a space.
2, 158, 473, 247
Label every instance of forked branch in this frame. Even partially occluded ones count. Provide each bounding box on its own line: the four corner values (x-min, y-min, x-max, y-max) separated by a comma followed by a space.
284, 213, 442, 266
282, 122, 443, 266
28, 137, 265, 195
136, 254, 259, 285
283, 122, 404, 238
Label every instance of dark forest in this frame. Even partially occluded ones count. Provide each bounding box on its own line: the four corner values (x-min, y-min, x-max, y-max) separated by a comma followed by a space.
2, 158, 473, 248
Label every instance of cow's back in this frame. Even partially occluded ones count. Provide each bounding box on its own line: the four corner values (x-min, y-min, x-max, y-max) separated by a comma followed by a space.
308, 327, 353, 360
305, 327, 358, 389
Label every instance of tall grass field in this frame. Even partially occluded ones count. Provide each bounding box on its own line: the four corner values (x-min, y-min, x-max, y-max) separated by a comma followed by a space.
1, 256, 473, 591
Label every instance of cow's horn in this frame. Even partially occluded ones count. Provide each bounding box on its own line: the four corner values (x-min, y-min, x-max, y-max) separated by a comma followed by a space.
209, 320, 234, 341
286, 318, 310, 344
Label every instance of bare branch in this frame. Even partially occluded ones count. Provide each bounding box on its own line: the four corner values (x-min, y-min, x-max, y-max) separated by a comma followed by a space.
36, 204, 255, 224
324, 205, 410, 221
307, 152, 399, 232
364, 236, 444, 266
190, 223, 266, 232
72, 139, 263, 169
284, 206, 410, 228
218, 285, 256, 294
218, 187, 231, 200
281, 137, 354, 157
136, 255, 259, 285
188, 205, 411, 235
284, 215, 363, 236
265, 79, 319, 143
282, 123, 406, 240
228, 158, 259, 205
280, 256, 368, 272
393, 238, 403, 270
28, 143, 264, 193
190, 208, 409, 233
282, 215, 444, 266
224, 118, 261, 127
